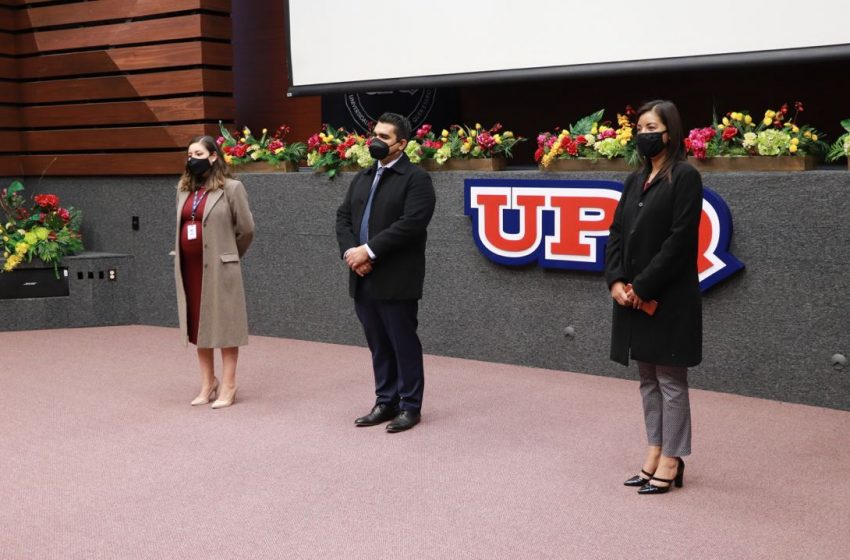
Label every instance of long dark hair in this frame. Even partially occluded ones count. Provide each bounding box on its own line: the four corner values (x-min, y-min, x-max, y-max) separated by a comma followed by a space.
178, 135, 231, 192
636, 100, 685, 182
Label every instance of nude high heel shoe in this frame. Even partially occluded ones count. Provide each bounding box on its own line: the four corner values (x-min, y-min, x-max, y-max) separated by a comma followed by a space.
211, 388, 237, 409
190, 380, 219, 406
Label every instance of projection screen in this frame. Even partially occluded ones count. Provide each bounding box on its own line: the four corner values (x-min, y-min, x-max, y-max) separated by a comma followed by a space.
285, 0, 850, 96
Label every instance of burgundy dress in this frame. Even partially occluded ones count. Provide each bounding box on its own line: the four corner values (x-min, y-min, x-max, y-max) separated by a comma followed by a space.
179, 189, 208, 345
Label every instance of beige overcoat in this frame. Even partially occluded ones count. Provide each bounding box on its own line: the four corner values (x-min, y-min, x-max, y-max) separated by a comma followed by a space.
174, 178, 255, 348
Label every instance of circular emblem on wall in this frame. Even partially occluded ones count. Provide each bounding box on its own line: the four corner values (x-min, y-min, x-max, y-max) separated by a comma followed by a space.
344, 89, 437, 134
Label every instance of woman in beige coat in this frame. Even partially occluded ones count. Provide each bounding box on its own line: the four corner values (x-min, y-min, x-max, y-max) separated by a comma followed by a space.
175, 135, 254, 408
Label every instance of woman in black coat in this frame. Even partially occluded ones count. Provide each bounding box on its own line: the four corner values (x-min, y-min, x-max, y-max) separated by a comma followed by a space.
604, 100, 703, 495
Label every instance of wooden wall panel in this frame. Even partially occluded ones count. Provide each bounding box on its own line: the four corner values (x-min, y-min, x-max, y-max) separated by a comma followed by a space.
18, 42, 232, 80
20, 69, 232, 104
4, 1, 234, 176
18, 153, 187, 175
0, 56, 16, 80
16, 14, 230, 55
22, 124, 218, 152
15, 0, 230, 29
22, 96, 234, 128
0, 30, 13, 56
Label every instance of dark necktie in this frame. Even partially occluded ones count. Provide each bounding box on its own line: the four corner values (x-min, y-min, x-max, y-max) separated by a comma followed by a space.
359, 166, 384, 244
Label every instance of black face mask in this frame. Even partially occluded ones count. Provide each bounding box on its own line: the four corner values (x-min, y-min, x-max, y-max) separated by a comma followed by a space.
636, 131, 667, 159
187, 157, 212, 177
368, 138, 400, 160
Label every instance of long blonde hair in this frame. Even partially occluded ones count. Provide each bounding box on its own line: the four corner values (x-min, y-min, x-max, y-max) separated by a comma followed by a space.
178, 135, 231, 192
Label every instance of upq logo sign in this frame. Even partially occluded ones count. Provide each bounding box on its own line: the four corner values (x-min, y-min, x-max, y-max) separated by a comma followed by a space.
464, 178, 744, 291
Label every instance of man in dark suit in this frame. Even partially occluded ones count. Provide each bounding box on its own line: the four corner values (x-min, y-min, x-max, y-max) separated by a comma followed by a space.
335, 112, 437, 433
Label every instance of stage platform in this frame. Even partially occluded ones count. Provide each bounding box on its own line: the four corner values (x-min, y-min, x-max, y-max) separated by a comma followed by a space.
2, 326, 848, 559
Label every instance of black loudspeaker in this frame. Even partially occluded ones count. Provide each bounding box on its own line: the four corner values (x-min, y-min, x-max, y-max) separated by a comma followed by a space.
0, 267, 70, 299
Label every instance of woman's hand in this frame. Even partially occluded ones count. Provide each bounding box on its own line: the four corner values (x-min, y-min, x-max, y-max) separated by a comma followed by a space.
610, 281, 632, 307
629, 289, 645, 309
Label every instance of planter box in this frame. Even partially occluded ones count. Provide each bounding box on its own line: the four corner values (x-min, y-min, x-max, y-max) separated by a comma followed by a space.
0, 260, 69, 299
540, 158, 634, 172
421, 158, 506, 172
687, 155, 818, 172
231, 161, 299, 173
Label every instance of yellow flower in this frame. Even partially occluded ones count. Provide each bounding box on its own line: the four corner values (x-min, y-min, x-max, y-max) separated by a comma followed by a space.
441, 129, 449, 137
240, 137, 246, 143
765, 110, 776, 119
460, 143, 471, 154
503, 131, 514, 139
274, 147, 284, 154
791, 138, 800, 145
494, 135, 502, 144
470, 130, 477, 138
2, 251, 8, 258
590, 125, 598, 135
262, 128, 268, 135
722, 117, 730, 126
458, 129, 466, 137
224, 154, 233, 164
620, 139, 627, 146
789, 144, 798, 153
744, 115, 753, 124
243, 127, 251, 136
15, 242, 29, 255
803, 131, 812, 138
475, 123, 482, 130
812, 134, 818, 142
718, 124, 726, 130
791, 125, 799, 133
763, 117, 772, 126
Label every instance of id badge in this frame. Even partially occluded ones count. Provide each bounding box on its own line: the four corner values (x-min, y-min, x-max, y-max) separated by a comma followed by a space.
187, 223, 197, 240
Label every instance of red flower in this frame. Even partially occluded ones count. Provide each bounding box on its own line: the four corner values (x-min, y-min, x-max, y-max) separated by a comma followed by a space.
307, 134, 321, 151
318, 144, 331, 154
722, 126, 737, 141
267, 139, 284, 152
576, 135, 587, 146
34, 194, 59, 210
415, 124, 432, 139
794, 101, 804, 113
476, 132, 496, 150
534, 147, 544, 162
58, 208, 70, 222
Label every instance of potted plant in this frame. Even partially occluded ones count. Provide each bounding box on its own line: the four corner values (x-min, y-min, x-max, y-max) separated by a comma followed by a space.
407, 122, 525, 171
306, 125, 373, 179
1, 181, 83, 277
217, 123, 306, 172
536, 108, 639, 171
685, 101, 827, 171
826, 118, 850, 169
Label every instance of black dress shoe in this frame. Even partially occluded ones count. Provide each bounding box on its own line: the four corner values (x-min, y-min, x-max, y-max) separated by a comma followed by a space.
386, 410, 421, 433
624, 469, 654, 487
638, 458, 684, 495
354, 404, 399, 427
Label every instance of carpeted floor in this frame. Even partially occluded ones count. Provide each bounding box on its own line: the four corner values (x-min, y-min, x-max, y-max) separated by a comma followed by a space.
2, 326, 848, 559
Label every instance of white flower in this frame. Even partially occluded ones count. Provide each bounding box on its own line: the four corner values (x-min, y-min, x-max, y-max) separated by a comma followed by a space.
843, 136, 850, 157
742, 132, 757, 149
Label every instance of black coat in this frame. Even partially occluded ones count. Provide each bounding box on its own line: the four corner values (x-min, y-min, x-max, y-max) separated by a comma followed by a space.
604, 161, 703, 367
335, 153, 436, 300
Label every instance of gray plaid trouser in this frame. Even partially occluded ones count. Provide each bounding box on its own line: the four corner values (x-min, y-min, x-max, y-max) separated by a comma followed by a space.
637, 361, 692, 457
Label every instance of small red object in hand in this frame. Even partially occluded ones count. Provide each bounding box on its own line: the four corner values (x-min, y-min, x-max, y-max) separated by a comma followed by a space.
625, 283, 658, 316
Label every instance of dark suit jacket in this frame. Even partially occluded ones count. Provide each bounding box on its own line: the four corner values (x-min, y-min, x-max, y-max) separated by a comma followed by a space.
604, 160, 703, 367
335, 153, 436, 300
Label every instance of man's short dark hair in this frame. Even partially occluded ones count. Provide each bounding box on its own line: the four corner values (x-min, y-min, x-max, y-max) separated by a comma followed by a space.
377, 112, 412, 142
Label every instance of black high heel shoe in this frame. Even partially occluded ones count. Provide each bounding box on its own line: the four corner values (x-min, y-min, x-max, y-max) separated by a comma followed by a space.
638, 458, 684, 495
623, 469, 654, 487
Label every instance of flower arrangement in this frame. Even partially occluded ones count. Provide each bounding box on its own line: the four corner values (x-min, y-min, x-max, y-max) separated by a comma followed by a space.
535, 108, 638, 168
306, 125, 373, 178
217, 122, 306, 168
685, 102, 827, 160
826, 119, 850, 163
405, 122, 525, 165
1, 181, 83, 275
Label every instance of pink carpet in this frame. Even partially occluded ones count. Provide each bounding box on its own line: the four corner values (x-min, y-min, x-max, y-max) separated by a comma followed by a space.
2, 326, 848, 559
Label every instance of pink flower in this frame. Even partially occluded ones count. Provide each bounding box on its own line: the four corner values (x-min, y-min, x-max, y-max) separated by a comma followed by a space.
416, 124, 432, 139
476, 132, 496, 150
